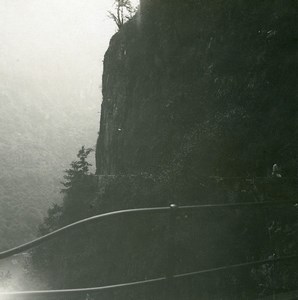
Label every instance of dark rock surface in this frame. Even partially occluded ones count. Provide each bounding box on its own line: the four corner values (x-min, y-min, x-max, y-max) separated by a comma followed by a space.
96, 0, 298, 179
91, 1, 298, 298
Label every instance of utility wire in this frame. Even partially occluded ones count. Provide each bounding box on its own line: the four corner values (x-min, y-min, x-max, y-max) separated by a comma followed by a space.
0, 276, 167, 296
1, 201, 297, 260
0, 206, 169, 260
181, 201, 298, 211
174, 254, 298, 279
1, 254, 298, 297
1, 202, 298, 296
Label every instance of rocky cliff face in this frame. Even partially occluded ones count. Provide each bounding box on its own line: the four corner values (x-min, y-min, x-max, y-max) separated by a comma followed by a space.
96, 0, 298, 179
31, 3, 298, 297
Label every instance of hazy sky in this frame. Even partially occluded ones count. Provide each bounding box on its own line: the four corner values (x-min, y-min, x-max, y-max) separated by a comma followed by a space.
0, 0, 137, 84
0, 0, 139, 209
0, 0, 139, 155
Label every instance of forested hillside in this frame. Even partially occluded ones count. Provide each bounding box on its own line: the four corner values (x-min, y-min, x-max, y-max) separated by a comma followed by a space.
0, 73, 98, 250
0, 0, 114, 251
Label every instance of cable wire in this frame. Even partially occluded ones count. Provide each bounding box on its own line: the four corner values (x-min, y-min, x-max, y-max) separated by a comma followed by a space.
0, 206, 169, 260
2, 254, 298, 297
1, 201, 297, 260
0, 276, 167, 296
1, 202, 298, 296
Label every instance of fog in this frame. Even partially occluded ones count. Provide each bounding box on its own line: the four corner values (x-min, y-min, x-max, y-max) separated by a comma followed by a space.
0, 0, 138, 80
0, 0, 119, 161
0, 0, 138, 291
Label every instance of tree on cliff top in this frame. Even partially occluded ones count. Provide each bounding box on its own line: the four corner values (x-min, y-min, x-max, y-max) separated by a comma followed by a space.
108, 0, 137, 29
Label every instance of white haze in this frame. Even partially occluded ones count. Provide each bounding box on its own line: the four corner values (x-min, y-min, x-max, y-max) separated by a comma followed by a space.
0, 0, 116, 164
0, 0, 138, 292
0, 0, 139, 165
0, 0, 138, 226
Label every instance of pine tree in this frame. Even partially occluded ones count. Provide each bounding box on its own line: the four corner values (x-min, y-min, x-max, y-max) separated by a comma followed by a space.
61, 146, 94, 193
108, 0, 137, 29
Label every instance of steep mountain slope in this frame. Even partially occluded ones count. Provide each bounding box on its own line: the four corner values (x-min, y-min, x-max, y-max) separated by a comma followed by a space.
28, 1, 298, 299
93, 1, 298, 298
97, 0, 298, 181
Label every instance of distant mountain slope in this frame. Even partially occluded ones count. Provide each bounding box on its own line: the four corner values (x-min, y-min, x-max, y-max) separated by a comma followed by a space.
0, 74, 98, 250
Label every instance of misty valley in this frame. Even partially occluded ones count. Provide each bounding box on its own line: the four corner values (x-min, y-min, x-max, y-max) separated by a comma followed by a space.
1, 0, 298, 299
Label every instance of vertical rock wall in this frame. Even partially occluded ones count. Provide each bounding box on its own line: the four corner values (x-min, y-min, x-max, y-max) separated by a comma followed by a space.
96, 0, 298, 179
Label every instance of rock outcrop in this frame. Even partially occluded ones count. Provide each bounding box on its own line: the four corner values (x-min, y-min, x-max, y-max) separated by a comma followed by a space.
96, 0, 298, 179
